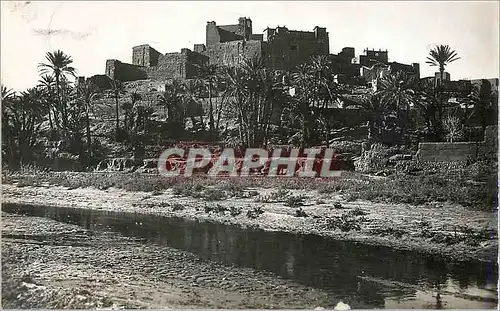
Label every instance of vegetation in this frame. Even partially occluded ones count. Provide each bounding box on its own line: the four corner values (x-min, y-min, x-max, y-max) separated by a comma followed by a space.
1, 44, 498, 212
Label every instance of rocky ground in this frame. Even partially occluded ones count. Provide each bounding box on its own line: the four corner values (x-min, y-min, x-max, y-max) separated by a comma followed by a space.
2, 213, 330, 309
2, 183, 497, 263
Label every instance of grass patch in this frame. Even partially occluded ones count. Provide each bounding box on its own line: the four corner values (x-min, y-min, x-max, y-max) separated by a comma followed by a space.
3, 162, 496, 211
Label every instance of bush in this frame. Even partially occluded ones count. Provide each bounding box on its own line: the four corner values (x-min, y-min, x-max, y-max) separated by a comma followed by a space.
325, 212, 362, 232
355, 143, 400, 173
230, 206, 242, 217
247, 205, 264, 219
203, 188, 227, 201
295, 207, 308, 217
284, 195, 306, 207
172, 203, 184, 211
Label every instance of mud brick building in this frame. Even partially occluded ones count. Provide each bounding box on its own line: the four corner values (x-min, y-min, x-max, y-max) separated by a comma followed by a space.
97, 17, 419, 85
103, 17, 332, 82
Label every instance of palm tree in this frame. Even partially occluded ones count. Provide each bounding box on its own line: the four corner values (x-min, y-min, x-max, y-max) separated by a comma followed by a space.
426, 45, 460, 84
182, 80, 206, 132
413, 78, 443, 140
377, 70, 418, 143
109, 80, 125, 139
38, 50, 76, 128
290, 63, 315, 146
3, 88, 45, 165
38, 74, 57, 130
225, 56, 284, 147
467, 79, 498, 135
122, 92, 141, 134
158, 80, 187, 134
345, 94, 394, 143
195, 63, 220, 135
76, 80, 99, 157
308, 55, 337, 109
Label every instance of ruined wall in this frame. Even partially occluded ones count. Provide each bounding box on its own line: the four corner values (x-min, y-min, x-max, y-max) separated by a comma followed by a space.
417, 126, 498, 162
88, 74, 112, 90
265, 27, 330, 70
206, 18, 253, 46
202, 40, 263, 67
105, 60, 146, 81
417, 142, 479, 162
132, 45, 161, 66
206, 22, 221, 46
143, 52, 188, 80
140, 49, 208, 80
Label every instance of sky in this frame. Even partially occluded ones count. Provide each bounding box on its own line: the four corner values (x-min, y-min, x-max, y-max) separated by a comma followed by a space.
1, 1, 499, 91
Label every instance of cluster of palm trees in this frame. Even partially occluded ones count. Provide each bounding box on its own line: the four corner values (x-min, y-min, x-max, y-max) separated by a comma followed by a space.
1, 44, 496, 167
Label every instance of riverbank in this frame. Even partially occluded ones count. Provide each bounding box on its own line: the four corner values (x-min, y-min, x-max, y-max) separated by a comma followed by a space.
2, 212, 331, 309
2, 172, 498, 263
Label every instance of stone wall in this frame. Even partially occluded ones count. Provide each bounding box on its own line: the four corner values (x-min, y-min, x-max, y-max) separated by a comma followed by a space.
417, 125, 498, 162
105, 60, 147, 81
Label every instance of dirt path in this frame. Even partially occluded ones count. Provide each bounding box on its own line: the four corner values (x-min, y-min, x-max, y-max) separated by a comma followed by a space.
2, 213, 330, 309
2, 184, 497, 263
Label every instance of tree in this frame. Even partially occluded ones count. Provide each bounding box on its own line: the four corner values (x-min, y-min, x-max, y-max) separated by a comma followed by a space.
195, 63, 221, 136
345, 93, 395, 143
76, 80, 99, 157
2, 87, 46, 165
182, 80, 207, 133
38, 74, 57, 130
225, 56, 285, 147
290, 63, 316, 146
109, 80, 125, 140
158, 80, 187, 136
308, 55, 339, 109
122, 92, 141, 134
377, 70, 418, 143
443, 113, 464, 143
426, 44, 460, 87
38, 50, 76, 128
467, 79, 498, 135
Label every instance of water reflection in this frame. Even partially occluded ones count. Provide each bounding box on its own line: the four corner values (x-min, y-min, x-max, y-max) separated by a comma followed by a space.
2, 203, 497, 309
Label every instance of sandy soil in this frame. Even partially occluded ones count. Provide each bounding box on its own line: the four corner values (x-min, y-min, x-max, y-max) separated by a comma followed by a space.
2, 213, 330, 309
2, 183, 497, 263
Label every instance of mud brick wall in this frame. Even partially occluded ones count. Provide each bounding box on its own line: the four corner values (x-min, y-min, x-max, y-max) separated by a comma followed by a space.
417, 142, 478, 162
265, 30, 329, 70
202, 40, 263, 67
139, 50, 208, 80
417, 125, 498, 162
132, 45, 161, 67
105, 60, 147, 81
142, 52, 187, 80
88, 74, 112, 90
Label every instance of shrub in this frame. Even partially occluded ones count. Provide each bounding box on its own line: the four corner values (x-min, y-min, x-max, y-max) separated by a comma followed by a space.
355, 143, 399, 173
230, 206, 242, 217
325, 212, 362, 232
333, 202, 343, 209
247, 205, 264, 219
285, 195, 306, 207
171, 203, 184, 211
203, 188, 227, 201
350, 206, 367, 216
295, 208, 308, 217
